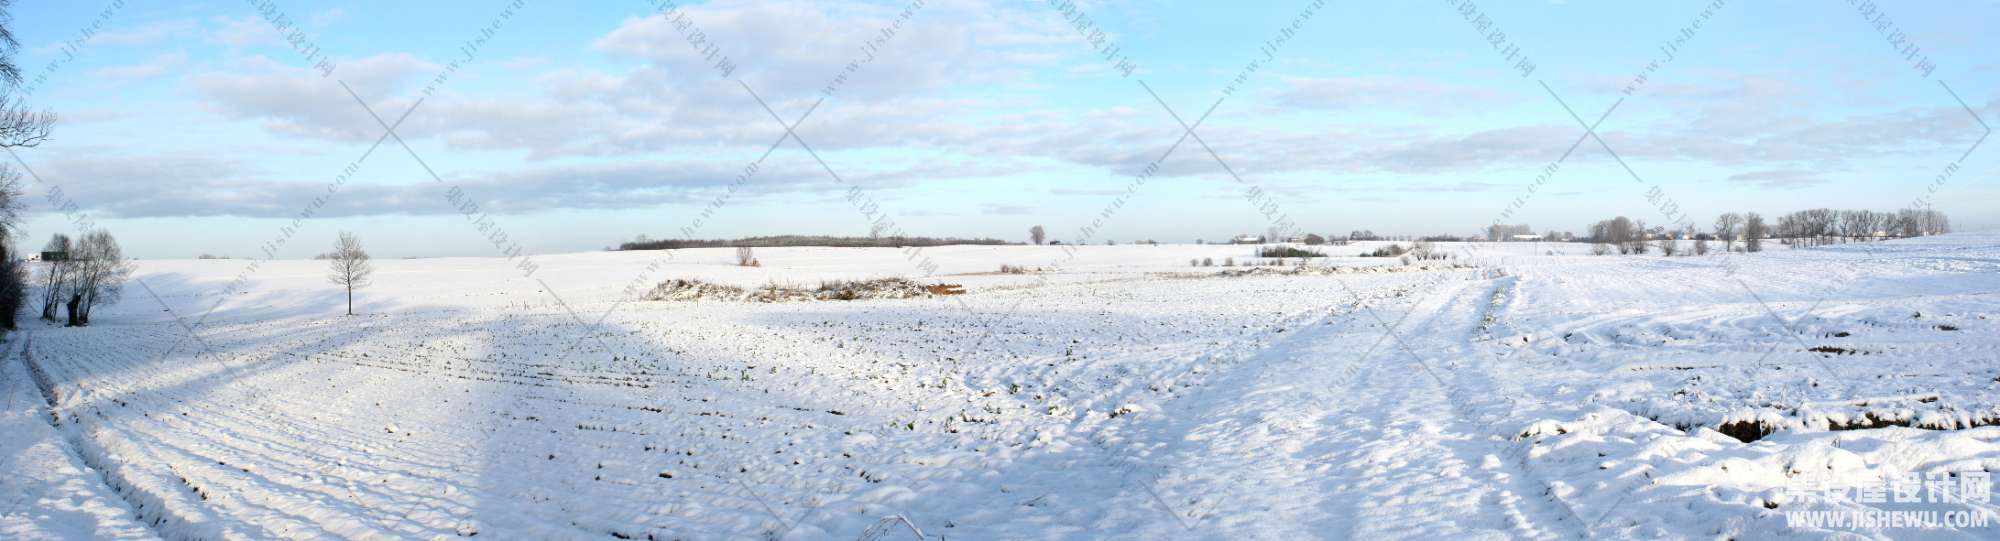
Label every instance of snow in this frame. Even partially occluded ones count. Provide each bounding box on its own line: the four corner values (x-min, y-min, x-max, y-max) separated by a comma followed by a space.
0, 339, 152, 540
6, 235, 1997, 539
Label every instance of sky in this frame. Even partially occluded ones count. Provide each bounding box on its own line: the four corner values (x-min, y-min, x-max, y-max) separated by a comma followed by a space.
4, 0, 1996, 259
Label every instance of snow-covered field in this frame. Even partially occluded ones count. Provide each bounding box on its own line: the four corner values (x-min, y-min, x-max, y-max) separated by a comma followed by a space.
5, 236, 1997, 539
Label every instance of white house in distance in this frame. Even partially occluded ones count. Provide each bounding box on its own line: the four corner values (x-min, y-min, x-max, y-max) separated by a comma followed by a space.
1232, 234, 1264, 244
1511, 234, 1543, 241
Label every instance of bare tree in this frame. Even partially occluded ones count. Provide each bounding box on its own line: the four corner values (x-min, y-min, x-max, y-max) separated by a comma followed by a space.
1714, 212, 1742, 252
0, 238, 19, 328
0, 161, 19, 230
1807, 208, 1838, 242
1487, 223, 1532, 241
0, 96, 47, 147
1893, 209, 1921, 237
1590, 216, 1639, 254
1917, 208, 1950, 235
1841, 210, 1876, 241
327, 232, 373, 316
0, 166, 20, 328
1744, 212, 1767, 252
0, 1, 54, 150
1870, 211, 1895, 238
36, 233, 71, 320
63, 230, 132, 326
1776, 208, 1842, 246
734, 246, 759, 267
1029, 225, 1045, 245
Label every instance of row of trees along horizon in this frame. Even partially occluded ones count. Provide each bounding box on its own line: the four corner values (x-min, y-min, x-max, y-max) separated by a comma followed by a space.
1573, 207, 1951, 256
615, 207, 1954, 253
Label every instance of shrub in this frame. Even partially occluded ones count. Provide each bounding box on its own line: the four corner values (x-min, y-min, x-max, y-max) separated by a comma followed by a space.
1592, 243, 1613, 256
1000, 264, 1034, 274
1223, 257, 1235, 267
1257, 246, 1324, 258
1201, 257, 1214, 267
1364, 244, 1410, 257
645, 277, 947, 302
1397, 242, 1453, 264
735, 246, 760, 267
621, 235, 1012, 251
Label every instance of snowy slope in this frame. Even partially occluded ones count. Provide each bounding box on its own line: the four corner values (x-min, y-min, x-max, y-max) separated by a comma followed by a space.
0, 340, 154, 540
9, 235, 1998, 539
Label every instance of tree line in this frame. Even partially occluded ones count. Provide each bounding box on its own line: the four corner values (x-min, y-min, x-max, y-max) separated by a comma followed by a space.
619, 235, 1014, 251
1770, 208, 1949, 247
1583, 207, 1949, 256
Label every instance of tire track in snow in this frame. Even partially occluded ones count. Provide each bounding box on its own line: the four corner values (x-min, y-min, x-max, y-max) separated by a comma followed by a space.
1120, 282, 1436, 538
996, 270, 1491, 538
17, 333, 231, 540
24, 322, 538, 539
1106, 290, 1389, 533
947, 275, 1418, 537
1, 340, 31, 520
1393, 271, 1649, 539
1317, 276, 1557, 539
1315, 272, 1594, 539
1022, 270, 1519, 538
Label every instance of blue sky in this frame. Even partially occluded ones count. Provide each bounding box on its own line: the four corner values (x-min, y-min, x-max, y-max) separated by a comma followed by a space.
6, 0, 1996, 258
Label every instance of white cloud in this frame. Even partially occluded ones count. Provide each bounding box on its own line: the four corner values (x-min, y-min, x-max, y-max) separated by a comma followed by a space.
190, 0, 1075, 161
90, 19, 196, 46
209, 15, 282, 47
1272, 75, 1513, 111
1727, 169, 1830, 189
310, 8, 348, 27
172, 1, 1987, 212
593, 0, 1063, 103
92, 51, 189, 80
25, 149, 976, 219
190, 53, 442, 141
